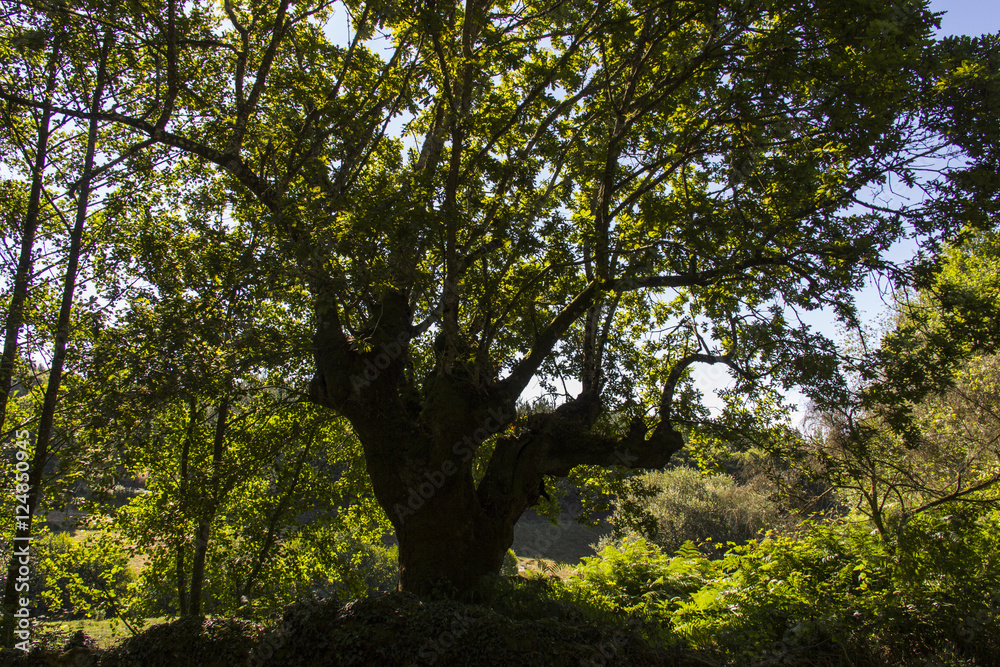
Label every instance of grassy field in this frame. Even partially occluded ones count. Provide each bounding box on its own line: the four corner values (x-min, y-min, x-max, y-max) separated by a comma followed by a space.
35, 617, 169, 650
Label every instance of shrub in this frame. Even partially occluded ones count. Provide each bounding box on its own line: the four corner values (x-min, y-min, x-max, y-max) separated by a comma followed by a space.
333, 531, 399, 596
501, 549, 517, 577
608, 465, 792, 556
101, 616, 262, 667
672, 508, 1000, 665
555, 534, 718, 648
564, 506, 1000, 665
127, 525, 398, 621
563, 535, 716, 617
32, 532, 136, 624
248, 590, 673, 666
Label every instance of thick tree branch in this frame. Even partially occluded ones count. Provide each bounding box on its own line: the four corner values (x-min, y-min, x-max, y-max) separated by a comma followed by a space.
0, 89, 278, 206
500, 280, 599, 400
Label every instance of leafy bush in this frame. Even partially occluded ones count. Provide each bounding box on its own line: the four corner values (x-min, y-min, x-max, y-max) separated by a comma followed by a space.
501, 549, 517, 577
128, 524, 399, 621
561, 507, 1000, 666
672, 509, 1000, 665
101, 616, 262, 667
248, 590, 673, 667
32, 532, 137, 625
331, 530, 399, 596
561, 535, 716, 621
608, 465, 792, 555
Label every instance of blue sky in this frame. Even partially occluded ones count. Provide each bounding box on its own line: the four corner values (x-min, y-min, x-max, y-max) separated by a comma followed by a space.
692, 0, 1000, 423
513, 1, 1000, 418
930, 0, 1000, 37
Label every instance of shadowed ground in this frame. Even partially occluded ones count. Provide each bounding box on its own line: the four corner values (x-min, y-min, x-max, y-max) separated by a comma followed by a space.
512, 510, 612, 571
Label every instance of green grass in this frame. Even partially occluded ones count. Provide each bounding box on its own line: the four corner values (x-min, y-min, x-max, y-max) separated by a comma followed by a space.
35, 617, 169, 650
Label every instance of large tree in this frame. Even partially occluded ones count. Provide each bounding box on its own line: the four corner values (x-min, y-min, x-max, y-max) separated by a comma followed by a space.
1, 0, 984, 594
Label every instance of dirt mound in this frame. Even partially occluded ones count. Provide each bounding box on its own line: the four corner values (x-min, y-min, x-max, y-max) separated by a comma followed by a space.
249, 590, 675, 667
2, 588, 688, 667
99, 616, 262, 667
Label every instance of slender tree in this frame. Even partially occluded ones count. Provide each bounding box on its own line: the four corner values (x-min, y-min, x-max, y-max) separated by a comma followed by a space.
73, 178, 379, 616
0, 17, 112, 645
0, 27, 61, 438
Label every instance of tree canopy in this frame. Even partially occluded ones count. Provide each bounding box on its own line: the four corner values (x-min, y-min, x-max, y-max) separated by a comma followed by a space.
2, 0, 997, 595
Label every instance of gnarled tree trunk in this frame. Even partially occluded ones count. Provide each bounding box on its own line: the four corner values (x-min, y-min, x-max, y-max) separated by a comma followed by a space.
309, 290, 685, 595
